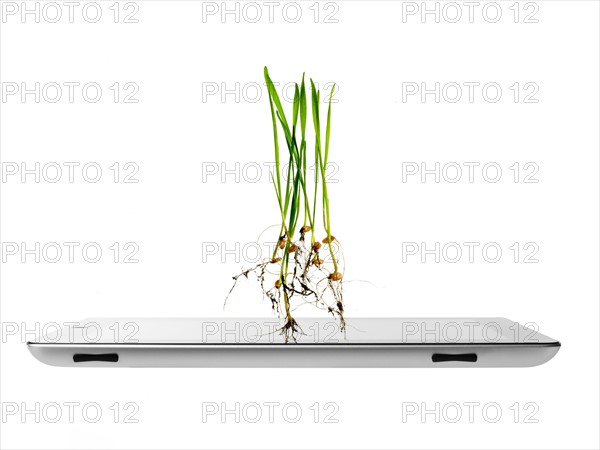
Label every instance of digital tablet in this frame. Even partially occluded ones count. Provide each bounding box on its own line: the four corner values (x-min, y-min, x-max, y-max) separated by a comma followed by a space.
27, 317, 561, 368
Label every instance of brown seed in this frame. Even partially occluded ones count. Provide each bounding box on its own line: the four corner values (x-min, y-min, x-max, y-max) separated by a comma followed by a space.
313, 258, 324, 266
328, 271, 343, 281
278, 239, 286, 249
300, 225, 311, 233
312, 241, 322, 251
287, 243, 298, 253
274, 279, 282, 288
271, 257, 282, 263
322, 235, 336, 244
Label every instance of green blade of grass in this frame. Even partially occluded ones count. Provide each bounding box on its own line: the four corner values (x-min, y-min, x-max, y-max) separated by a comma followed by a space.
269, 170, 283, 217
287, 170, 302, 239
310, 79, 322, 233
265, 71, 313, 234
300, 74, 307, 139
310, 79, 321, 140
264, 67, 292, 143
292, 83, 300, 130
320, 84, 336, 240
283, 160, 293, 217
299, 74, 309, 228
324, 84, 335, 166
266, 79, 282, 208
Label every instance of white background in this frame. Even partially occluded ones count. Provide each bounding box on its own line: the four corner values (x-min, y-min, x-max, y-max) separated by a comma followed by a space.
1, 1, 599, 448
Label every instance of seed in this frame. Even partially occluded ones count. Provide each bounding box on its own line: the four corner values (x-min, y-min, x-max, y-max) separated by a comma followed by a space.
275, 279, 282, 288
300, 225, 311, 233
278, 239, 286, 249
312, 241, 322, 251
313, 258, 324, 266
322, 235, 336, 244
287, 244, 298, 253
271, 257, 282, 263
328, 271, 343, 281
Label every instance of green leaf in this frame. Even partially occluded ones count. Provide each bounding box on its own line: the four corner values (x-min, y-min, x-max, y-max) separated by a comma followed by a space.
276, 110, 293, 151
310, 79, 320, 136
300, 74, 307, 138
264, 67, 291, 140
292, 83, 300, 129
265, 69, 282, 204
269, 170, 284, 220
324, 83, 335, 166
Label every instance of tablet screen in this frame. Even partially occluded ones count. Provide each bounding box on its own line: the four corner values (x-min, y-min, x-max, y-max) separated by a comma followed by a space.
36, 317, 558, 345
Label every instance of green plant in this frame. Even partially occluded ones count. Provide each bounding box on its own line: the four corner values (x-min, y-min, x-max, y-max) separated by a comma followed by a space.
227, 67, 344, 341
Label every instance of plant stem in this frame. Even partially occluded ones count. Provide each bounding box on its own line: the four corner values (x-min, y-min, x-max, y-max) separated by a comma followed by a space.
323, 84, 338, 273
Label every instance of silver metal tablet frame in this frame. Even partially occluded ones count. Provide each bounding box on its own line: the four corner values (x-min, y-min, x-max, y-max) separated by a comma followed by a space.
28, 340, 562, 368
27, 317, 561, 368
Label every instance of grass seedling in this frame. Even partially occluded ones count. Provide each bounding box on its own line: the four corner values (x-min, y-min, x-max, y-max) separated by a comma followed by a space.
227, 67, 345, 342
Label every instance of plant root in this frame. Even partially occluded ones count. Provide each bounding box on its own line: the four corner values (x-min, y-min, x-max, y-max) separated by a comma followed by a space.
226, 235, 345, 342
